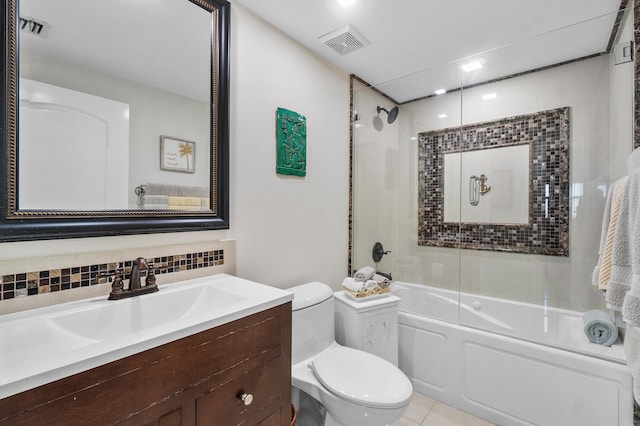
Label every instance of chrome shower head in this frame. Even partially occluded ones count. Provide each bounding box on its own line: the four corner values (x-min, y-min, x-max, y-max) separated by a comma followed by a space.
377, 105, 399, 124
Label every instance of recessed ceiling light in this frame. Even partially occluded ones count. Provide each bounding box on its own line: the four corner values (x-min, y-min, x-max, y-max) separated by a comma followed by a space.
410, 136, 417, 141
462, 61, 482, 72
482, 93, 497, 100
438, 113, 447, 118
434, 89, 447, 95
336, 0, 357, 7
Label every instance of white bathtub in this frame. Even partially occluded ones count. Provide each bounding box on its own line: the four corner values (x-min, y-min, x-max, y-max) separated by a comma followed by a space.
393, 282, 633, 426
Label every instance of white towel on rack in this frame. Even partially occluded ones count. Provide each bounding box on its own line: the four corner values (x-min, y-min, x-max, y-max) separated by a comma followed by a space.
606, 179, 632, 311
621, 170, 640, 325
597, 177, 628, 290
593, 182, 615, 287
624, 326, 640, 404
615, 148, 640, 405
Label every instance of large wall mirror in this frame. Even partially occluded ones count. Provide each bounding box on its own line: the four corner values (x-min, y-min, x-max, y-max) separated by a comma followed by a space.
0, 0, 230, 242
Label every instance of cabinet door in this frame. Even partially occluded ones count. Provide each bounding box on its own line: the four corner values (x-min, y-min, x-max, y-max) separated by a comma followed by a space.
256, 409, 282, 426
360, 310, 398, 365
142, 408, 183, 426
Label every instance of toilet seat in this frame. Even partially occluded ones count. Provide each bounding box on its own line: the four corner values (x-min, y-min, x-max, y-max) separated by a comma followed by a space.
310, 346, 412, 409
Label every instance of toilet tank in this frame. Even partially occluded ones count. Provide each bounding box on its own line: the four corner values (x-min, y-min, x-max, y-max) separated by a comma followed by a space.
289, 282, 335, 365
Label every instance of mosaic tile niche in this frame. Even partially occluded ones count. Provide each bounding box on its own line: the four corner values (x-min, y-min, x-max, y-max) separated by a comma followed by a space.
418, 107, 570, 256
0, 250, 224, 301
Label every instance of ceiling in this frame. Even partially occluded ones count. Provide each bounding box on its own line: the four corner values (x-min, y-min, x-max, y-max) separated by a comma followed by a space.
18, 0, 212, 102
234, 0, 626, 103
16, 1, 626, 105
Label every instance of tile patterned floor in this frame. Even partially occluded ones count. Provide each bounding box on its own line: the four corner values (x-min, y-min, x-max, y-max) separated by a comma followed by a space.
393, 392, 495, 426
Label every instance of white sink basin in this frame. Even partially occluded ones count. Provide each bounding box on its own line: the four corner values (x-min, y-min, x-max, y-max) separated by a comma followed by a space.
47, 283, 245, 341
0, 274, 292, 399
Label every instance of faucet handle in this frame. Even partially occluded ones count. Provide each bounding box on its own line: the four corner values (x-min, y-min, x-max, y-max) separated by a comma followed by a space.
105, 266, 126, 299
145, 271, 157, 287
144, 262, 168, 287
108, 273, 125, 299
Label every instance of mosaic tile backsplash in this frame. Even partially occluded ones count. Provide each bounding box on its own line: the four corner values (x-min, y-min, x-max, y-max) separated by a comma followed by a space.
418, 107, 570, 256
0, 250, 224, 301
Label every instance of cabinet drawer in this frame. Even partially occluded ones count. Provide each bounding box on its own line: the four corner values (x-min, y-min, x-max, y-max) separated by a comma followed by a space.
196, 356, 283, 425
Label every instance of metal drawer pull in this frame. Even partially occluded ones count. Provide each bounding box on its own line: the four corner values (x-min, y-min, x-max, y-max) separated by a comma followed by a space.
240, 392, 254, 406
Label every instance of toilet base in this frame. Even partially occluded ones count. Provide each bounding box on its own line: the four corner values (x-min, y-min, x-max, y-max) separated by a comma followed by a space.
292, 386, 399, 426
292, 388, 325, 426
323, 412, 345, 426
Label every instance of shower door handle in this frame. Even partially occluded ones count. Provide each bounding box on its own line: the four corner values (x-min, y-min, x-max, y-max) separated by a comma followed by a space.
469, 176, 480, 206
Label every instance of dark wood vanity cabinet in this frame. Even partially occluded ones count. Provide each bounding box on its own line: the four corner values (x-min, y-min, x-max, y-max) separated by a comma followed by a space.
0, 303, 292, 426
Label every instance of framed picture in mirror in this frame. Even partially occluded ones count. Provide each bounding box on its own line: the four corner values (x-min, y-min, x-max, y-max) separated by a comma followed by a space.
160, 136, 196, 173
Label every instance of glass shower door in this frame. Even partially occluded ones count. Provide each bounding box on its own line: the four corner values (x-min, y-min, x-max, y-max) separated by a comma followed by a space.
351, 59, 464, 324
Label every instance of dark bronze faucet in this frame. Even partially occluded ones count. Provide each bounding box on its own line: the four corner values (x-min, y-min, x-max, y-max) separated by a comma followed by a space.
108, 257, 159, 300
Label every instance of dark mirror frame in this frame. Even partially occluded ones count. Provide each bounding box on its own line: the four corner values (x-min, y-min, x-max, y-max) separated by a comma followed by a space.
0, 0, 230, 242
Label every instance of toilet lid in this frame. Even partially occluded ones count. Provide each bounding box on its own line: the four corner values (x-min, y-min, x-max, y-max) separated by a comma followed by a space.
310, 346, 412, 409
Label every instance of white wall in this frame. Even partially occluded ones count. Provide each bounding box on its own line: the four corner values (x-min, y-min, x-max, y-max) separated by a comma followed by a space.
229, 3, 350, 289
0, 1, 351, 312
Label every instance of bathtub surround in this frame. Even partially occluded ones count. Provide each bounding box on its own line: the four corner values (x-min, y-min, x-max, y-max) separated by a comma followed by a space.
418, 107, 570, 256
354, 53, 621, 312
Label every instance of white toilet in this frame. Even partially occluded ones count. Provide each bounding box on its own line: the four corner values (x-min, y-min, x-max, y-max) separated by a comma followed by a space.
289, 282, 412, 426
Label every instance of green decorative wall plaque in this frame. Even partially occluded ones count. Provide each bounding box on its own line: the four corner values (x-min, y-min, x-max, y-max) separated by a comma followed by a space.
276, 107, 306, 176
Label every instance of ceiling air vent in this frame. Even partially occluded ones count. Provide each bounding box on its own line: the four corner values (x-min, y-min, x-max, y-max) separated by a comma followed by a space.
319, 24, 369, 56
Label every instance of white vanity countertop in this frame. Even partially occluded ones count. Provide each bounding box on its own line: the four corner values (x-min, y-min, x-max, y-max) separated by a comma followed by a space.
0, 273, 293, 399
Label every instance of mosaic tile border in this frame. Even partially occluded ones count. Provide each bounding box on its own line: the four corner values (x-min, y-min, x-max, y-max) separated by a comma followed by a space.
0, 250, 224, 301
417, 107, 570, 256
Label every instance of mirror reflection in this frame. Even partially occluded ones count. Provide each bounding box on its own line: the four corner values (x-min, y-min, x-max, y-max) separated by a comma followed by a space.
17, 0, 213, 212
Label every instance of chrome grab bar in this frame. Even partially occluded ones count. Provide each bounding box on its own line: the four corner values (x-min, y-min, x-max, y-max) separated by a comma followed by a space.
469, 174, 490, 206
469, 175, 479, 206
